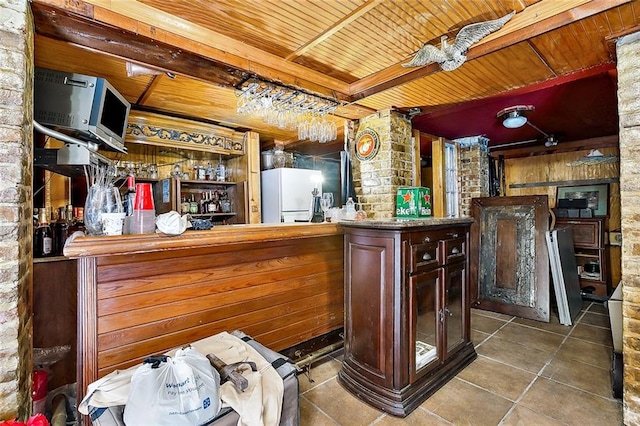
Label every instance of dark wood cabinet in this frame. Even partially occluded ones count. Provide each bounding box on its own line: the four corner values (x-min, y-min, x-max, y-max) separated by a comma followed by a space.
555, 217, 610, 296
339, 219, 476, 417
33, 258, 77, 390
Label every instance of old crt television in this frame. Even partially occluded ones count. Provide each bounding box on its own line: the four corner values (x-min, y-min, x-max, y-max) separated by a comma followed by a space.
34, 67, 130, 153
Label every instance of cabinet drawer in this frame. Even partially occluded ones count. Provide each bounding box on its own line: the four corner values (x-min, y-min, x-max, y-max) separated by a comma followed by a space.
440, 237, 466, 264
556, 219, 603, 248
409, 241, 441, 273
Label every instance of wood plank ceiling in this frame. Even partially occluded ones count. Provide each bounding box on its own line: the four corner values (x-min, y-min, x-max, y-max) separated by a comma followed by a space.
31, 0, 640, 156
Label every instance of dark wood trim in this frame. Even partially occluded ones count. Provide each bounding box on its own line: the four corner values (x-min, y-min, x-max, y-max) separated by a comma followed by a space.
348, 1, 631, 99
31, 2, 247, 88
489, 135, 619, 159
77, 256, 97, 415
510, 177, 619, 189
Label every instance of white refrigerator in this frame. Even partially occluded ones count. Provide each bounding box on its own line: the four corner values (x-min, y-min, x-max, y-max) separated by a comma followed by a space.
261, 168, 323, 223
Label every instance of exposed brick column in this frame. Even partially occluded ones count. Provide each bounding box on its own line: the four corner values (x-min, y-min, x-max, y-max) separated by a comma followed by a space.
458, 138, 490, 217
617, 31, 640, 425
0, 0, 34, 420
351, 109, 413, 219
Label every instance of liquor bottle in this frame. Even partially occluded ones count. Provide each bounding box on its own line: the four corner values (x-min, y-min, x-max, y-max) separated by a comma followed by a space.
34, 208, 53, 258
205, 162, 214, 181
53, 206, 69, 255
189, 195, 198, 214
69, 207, 85, 234
216, 155, 226, 182
181, 196, 191, 214
124, 175, 136, 216
199, 192, 209, 214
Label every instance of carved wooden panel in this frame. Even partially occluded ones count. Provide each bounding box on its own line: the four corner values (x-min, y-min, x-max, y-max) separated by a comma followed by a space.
470, 195, 550, 322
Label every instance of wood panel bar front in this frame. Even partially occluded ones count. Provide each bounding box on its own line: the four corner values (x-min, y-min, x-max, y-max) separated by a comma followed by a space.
65, 222, 344, 405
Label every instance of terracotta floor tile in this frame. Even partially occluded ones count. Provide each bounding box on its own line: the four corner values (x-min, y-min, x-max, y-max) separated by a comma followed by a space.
421, 378, 513, 425
519, 377, 622, 425
299, 357, 343, 394
554, 337, 612, 369
541, 355, 612, 397
374, 408, 453, 425
471, 308, 515, 321
476, 335, 553, 373
300, 304, 622, 425
570, 323, 613, 346
579, 311, 611, 328
456, 355, 536, 401
471, 329, 491, 348
303, 377, 382, 426
586, 302, 608, 315
501, 405, 567, 426
493, 323, 565, 354
299, 396, 339, 426
513, 314, 573, 335
471, 312, 509, 334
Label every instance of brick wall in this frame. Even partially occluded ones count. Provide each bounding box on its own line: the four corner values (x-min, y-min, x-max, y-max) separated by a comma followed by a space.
0, 0, 33, 420
352, 109, 413, 219
458, 138, 490, 217
617, 31, 640, 426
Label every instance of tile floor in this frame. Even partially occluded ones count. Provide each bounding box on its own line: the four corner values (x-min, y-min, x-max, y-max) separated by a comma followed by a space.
298, 301, 621, 425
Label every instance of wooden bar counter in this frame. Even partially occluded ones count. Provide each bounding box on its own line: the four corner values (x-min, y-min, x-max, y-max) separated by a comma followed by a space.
64, 222, 344, 401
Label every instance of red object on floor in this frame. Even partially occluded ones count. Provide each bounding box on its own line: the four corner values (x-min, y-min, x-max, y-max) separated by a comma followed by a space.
0, 414, 49, 426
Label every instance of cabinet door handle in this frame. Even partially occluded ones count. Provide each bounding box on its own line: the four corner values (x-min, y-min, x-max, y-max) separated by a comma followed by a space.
423, 236, 431, 243
451, 247, 460, 255
444, 307, 453, 317
422, 252, 432, 260
439, 309, 444, 323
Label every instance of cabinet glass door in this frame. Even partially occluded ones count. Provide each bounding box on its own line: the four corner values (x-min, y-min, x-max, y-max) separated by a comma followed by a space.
444, 264, 465, 356
410, 268, 441, 382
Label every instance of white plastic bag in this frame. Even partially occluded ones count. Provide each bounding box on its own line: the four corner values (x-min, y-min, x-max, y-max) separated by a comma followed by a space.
123, 346, 221, 426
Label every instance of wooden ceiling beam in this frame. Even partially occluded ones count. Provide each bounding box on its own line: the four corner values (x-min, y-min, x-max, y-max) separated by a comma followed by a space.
489, 135, 619, 159
349, 0, 632, 100
285, 0, 384, 62
32, 0, 352, 98
31, 3, 247, 88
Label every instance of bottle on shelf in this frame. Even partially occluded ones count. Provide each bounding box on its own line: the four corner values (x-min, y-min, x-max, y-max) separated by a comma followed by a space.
34, 208, 53, 258
199, 192, 209, 214
216, 155, 226, 182
181, 196, 191, 214
189, 195, 198, 214
53, 206, 69, 255
68, 206, 85, 234
124, 175, 136, 216
205, 162, 214, 181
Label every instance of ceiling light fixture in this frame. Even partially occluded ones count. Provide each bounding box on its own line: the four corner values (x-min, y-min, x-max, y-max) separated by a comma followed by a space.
497, 105, 559, 147
497, 105, 534, 128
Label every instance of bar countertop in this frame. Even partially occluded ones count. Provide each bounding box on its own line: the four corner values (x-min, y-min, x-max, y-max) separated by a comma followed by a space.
337, 217, 473, 230
63, 222, 342, 258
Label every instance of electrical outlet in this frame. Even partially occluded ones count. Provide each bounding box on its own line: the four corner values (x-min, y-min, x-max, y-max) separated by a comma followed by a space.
610, 232, 622, 246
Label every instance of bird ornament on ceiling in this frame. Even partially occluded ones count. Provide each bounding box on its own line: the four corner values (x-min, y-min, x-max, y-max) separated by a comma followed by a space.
402, 11, 515, 71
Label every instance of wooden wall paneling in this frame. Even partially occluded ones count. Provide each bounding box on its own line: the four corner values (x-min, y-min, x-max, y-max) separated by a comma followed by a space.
96, 254, 343, 342
431, 137, 446, 218
96, 271, 343, 351
246, 131, 262, 224
82, 233, 344, 378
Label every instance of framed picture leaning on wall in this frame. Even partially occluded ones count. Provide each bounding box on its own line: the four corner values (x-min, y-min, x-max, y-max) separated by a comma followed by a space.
557, 183, 609, 217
